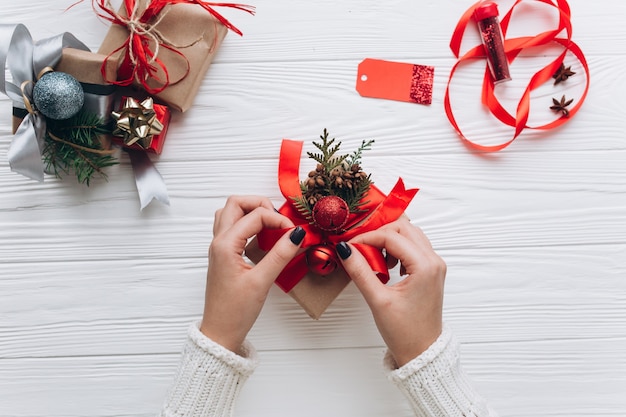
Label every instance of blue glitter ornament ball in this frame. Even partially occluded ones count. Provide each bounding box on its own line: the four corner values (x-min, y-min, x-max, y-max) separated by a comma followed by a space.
33, 72, 84, 120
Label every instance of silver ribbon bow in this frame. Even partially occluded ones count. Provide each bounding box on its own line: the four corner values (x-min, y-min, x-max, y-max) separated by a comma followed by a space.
0, 24, 89, 181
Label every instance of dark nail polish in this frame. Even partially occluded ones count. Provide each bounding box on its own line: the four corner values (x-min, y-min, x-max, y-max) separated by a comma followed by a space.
289, 226, 306, 245
336, 242, 352, 260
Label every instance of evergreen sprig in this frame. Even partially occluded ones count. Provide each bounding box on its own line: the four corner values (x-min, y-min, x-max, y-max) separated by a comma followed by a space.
306, 128, 349, 172
43, 110, 118, 186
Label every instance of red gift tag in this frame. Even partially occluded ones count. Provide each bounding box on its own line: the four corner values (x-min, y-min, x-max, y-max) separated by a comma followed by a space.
356, 58, 434, 105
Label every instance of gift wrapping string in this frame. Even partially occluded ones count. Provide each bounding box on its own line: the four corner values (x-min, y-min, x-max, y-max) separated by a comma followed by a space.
90, 0, 255, 94
256, 140, 419, 292
0, 24, 90, 181
444, 0, 590, 151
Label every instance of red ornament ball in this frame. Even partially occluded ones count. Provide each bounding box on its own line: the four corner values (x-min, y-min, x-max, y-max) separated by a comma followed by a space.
312, 195, 349, 232
306, 244, 338, 276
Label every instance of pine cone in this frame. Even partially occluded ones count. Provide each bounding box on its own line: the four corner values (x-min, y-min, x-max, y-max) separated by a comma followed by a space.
305, 191, 325, 206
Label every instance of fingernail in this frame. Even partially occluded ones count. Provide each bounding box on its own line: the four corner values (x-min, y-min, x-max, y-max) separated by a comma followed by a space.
289, 226, 306, 245
336, 242, 352, 260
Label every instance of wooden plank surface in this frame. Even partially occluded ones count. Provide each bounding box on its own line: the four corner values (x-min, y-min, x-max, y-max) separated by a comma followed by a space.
1, 0, 625, 416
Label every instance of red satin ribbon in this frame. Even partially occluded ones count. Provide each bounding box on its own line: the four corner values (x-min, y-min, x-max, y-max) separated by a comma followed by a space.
445, 0, 589, 151
91, 0, 255, 94
257, 139, 419, 292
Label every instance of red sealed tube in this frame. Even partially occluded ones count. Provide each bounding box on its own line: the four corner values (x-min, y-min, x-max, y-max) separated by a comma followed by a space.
473, 2, 511, 83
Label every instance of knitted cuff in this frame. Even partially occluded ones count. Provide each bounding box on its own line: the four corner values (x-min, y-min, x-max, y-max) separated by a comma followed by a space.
384, 326, 497, 417
159, 322, 259, 417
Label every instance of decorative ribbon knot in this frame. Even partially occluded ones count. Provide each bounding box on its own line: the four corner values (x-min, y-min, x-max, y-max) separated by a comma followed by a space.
256, 140, 419, 292
113, 96, 164, 148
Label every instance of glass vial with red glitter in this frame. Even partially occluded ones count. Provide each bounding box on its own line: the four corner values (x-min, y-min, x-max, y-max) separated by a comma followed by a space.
473, 1, 511, 83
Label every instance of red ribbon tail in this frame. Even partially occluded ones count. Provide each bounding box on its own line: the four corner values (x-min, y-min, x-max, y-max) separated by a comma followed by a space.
275, 253, 309, 292
342, 178, 418, 240
352, 243, 389, 284
194, 2, 256, 36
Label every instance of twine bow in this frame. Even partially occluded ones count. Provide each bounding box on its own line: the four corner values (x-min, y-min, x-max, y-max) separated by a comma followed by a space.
92, 0, 255, 94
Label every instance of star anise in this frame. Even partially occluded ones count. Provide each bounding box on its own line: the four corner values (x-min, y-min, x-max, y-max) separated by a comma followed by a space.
550, 95, 574, 118
552, 63, 576, 85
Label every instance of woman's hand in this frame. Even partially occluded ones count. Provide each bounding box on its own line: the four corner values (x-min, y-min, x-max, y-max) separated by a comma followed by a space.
200, 196, 306, 354
336, 217, 446, 367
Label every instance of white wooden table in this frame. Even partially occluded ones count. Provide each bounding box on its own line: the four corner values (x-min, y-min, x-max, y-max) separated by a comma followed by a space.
1, 1, 625, 416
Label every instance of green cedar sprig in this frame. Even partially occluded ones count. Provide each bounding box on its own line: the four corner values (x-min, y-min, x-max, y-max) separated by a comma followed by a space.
306, 128, 348, 172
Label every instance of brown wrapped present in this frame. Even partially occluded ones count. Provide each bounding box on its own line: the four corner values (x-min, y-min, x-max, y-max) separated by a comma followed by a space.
245, 237, 351, 320
97, 0, 229, 112
56, 48, 118, 86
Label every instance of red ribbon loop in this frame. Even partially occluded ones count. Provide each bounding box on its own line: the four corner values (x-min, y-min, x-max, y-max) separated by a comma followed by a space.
257, 139, 419, 292
445, 0, 589, 151
92, 0, 255, 94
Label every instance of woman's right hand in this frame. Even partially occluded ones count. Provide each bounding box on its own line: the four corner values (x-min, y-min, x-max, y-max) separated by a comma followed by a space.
200, 195, 305, 354
336, 217, 446, 367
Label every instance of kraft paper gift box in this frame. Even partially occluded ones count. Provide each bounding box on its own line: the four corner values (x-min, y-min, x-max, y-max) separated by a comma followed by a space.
97, 0, 228, 112
245, 237, 352, 320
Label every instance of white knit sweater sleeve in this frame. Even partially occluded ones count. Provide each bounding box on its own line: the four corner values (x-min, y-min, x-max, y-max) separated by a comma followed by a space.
159, 322, 258, 417
384, 326, 499, 417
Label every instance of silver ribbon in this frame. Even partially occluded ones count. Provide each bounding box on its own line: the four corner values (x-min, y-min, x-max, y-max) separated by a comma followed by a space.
82, 83, 117, 123
0, 24, 89, 181
126, 149, 170, 210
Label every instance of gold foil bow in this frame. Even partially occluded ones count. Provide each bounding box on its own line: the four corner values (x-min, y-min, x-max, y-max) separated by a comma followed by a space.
112, 97, 163, 148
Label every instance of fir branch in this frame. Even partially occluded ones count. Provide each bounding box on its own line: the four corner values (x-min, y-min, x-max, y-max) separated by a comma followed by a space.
43, 109, 118, 186
290, 195, 313, 222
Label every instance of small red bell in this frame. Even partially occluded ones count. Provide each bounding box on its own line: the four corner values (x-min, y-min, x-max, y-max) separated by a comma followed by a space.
306, 244, 338, 276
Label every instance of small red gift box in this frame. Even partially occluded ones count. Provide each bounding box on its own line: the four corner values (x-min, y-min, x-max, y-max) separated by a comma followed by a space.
112, 96, 171, 155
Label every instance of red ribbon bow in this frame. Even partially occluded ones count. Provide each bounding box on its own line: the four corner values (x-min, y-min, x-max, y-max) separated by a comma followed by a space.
256, 140, 419, 292
92, 0, 255, 94
445, 0, 590, 151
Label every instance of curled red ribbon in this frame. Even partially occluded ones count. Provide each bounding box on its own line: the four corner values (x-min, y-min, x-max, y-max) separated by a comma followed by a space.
257, 140, 419, 292
91, 0, 255, 94
445, 0, 590, 151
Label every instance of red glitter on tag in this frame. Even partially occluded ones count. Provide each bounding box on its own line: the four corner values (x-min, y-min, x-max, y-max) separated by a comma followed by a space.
356, 58, 434, 105
410, 64, 435, 104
